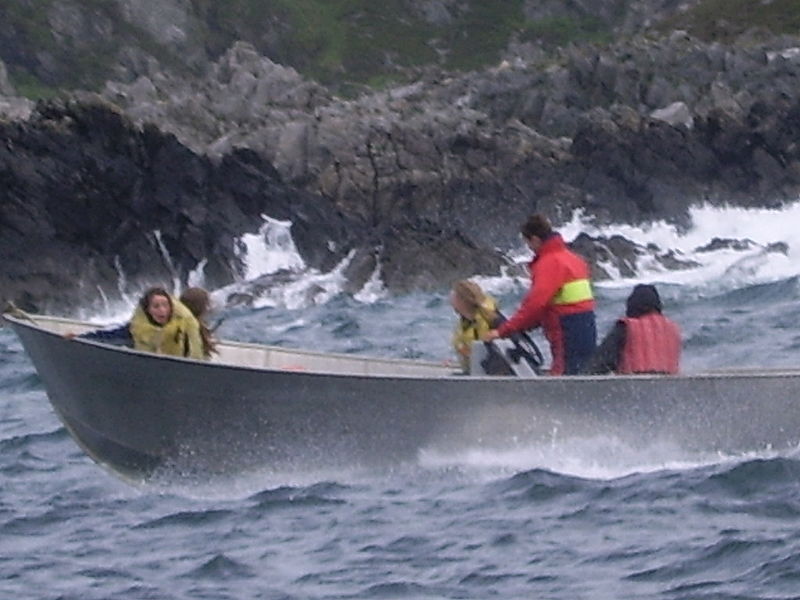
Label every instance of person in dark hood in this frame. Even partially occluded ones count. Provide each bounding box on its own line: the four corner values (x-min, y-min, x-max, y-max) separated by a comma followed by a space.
586, 284, 681, 375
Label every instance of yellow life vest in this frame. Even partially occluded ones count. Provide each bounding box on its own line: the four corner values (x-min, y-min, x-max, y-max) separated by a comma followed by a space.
129, 296, 205, 360
452, 295, 498, 372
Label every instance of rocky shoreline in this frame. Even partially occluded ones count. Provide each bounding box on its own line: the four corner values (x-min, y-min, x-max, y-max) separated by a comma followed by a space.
0, 100, 357, 312
3, 26, 800, 312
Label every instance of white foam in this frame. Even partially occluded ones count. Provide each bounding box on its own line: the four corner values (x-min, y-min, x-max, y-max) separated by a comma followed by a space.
249, 250, 351, 310
72, 300, 134, 326
237, 215, 305, 281
354, 263, 388, 304
419, 436, 784, 481
187, 258, 208, 288
113, 255, 131, 302
75, 202, 800, 320
471, 265, 530, 297
472, 203, 800, 296
153, 229, 182, 293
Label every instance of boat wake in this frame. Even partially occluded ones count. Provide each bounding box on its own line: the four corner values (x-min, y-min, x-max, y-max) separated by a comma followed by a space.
139, 431, 800, 500
417, 435, 793, 482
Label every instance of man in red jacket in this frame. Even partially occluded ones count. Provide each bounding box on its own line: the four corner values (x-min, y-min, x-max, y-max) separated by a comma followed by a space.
482, 214, 596, 375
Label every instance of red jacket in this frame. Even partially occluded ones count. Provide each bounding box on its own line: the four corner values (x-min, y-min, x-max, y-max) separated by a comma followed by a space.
619, 313, 681, 374
498, 234, 594, 336
497, 234, 595, 374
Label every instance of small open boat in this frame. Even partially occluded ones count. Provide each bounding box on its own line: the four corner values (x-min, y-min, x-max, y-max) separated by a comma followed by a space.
5, 312, 800, 483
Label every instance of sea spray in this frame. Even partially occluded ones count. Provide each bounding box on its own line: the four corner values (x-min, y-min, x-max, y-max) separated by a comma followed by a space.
237, 215, 305, 280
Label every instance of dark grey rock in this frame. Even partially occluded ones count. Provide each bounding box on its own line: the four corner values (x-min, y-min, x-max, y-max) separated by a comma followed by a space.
0, 98, 355, 313
572, 233, 701, 282
5, 17, 800, 308
695, 238, 756, 253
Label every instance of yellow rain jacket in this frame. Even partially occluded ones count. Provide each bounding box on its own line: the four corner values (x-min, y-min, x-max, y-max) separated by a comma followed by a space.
129, 296, 204, 360
452, 295, 499, 373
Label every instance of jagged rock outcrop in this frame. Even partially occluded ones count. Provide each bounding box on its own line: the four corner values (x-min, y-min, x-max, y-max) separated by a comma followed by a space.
0, 96, 513, 311
4, 9, 800, 309
6, 27, 800, 309
100, 35, 800, 238
0, 99, 356, 312
571, 233, 700, 281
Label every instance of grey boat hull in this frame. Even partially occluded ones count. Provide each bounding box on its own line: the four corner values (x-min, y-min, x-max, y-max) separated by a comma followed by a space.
6, 313, 800, 482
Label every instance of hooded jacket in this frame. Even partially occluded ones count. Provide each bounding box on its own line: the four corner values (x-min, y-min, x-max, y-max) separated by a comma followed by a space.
453, 295, 502, 372
587, 284, 681, 375
129, 296, 204, 360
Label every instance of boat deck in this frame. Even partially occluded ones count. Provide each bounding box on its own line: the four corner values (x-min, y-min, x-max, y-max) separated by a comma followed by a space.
14, 314, 456, 378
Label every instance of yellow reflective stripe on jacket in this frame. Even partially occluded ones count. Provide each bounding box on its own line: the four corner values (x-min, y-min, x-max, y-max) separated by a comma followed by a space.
552, 279, 593, 305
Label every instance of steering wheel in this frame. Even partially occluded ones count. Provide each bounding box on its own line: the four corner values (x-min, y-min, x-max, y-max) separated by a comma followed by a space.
512, 331, 545, 370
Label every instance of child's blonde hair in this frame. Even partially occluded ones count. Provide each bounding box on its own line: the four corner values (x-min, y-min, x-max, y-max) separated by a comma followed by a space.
452, 280, 495, 322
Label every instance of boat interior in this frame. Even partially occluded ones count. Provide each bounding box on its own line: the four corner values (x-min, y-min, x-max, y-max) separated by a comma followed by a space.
10, 314, 457, 378
10, 313, 800, 379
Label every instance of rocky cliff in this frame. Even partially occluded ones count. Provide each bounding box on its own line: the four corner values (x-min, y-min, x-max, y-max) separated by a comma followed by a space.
2, 1, 800, 311
0, 99, 357, 312
96, 34, 800, 263
0, 0, 707, 96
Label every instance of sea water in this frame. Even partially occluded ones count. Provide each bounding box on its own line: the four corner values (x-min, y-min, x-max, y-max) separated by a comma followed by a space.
2, 204, 800, 599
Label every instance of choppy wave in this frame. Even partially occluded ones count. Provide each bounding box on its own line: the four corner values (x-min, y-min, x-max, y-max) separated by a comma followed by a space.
4, 204, 800, 598
433, 203, 800, 320
71, 201, 800, 325
3, 385, 800, 598
570, 203, 800, 287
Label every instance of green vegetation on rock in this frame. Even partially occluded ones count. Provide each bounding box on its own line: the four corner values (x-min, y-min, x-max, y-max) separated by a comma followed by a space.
192, 0, 525, 86
0, 0, 186, 95
521, 16, 613, 47
660, 0, 800, 41
3, 0, 800, 99
1, 0, 536, 97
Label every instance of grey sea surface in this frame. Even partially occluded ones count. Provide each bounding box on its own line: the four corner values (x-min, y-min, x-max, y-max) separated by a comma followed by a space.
2, 279, 800, 599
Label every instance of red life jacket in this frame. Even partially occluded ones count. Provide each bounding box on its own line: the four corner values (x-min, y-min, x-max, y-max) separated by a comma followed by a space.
618, 313, 681, 374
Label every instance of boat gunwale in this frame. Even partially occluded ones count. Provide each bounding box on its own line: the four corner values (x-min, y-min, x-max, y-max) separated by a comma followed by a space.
6, 313, 800, 383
